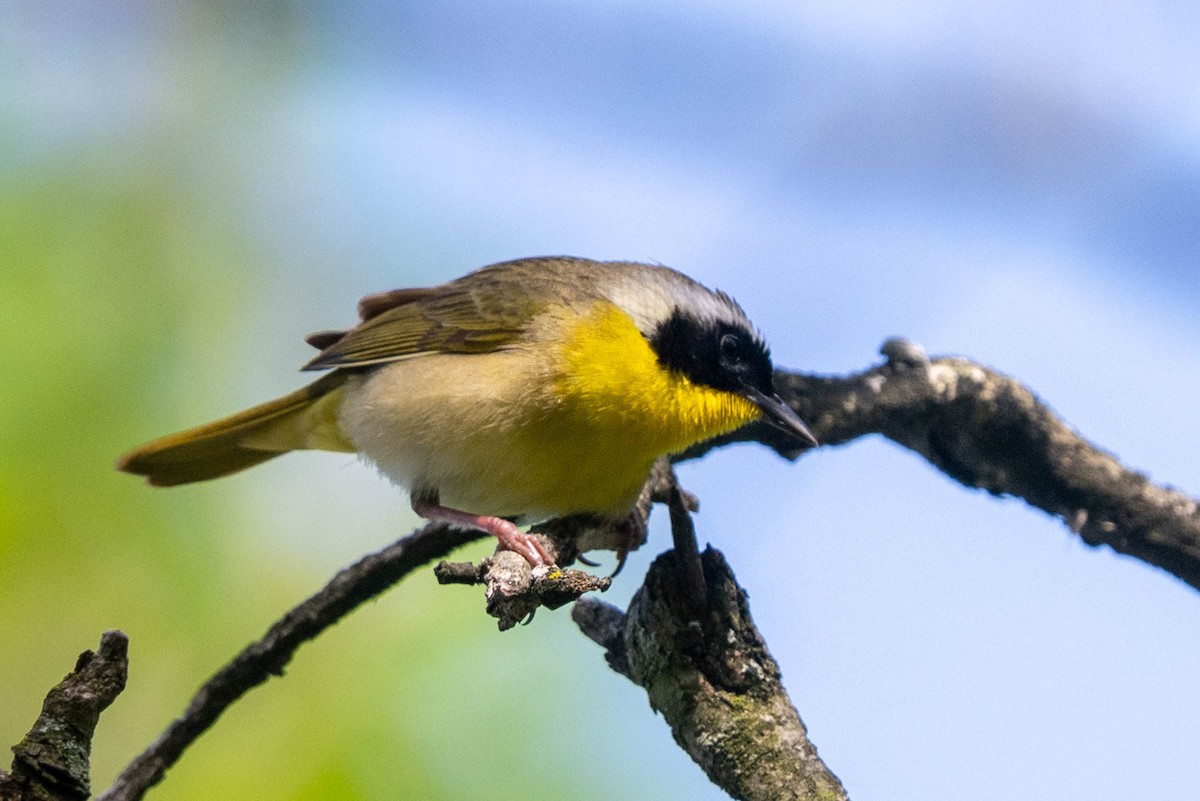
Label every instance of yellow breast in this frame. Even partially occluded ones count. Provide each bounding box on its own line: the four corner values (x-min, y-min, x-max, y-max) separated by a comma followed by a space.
493, 301, 758, 519
555, 301, 759, 451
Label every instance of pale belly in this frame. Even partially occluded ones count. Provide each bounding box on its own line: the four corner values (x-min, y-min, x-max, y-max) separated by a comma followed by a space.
336, 352, 655, 522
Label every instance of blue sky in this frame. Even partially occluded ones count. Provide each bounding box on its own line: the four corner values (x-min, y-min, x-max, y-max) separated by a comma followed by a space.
6, 2, 1200, 799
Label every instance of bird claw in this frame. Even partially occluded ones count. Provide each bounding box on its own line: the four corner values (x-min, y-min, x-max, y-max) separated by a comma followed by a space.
494, 524, 554, 567
608, 510, 645, 577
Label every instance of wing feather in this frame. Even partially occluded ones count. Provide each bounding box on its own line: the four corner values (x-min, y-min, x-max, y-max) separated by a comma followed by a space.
300, 264, 562, 371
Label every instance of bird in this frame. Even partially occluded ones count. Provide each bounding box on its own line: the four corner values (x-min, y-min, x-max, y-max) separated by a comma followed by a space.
117, 256, 816, 566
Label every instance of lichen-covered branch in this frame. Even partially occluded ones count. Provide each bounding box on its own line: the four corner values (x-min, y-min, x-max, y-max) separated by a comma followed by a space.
0, 631, 128, 801
573, 548, 847, 801
684, 338, 1200, 591
572, 472, 846, 801
435, 553, 612, 630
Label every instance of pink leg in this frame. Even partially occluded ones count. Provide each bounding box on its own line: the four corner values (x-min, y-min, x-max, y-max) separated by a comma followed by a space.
413, 500, 554, 567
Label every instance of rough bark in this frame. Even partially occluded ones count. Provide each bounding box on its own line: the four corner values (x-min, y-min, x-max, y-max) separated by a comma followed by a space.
1, 632, 128, 801
434, 554, 612, 630
573, 486, 848, 801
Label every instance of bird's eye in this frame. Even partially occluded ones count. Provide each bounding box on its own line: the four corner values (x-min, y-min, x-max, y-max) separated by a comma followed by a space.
719, 332, 742, 362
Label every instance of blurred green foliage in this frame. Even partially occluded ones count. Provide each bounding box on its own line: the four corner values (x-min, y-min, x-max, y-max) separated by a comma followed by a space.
0, 158, 550, 800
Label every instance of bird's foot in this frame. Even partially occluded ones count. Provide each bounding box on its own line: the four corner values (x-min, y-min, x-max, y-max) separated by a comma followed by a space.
413, 500, 554, 566
488, 517, 554, 567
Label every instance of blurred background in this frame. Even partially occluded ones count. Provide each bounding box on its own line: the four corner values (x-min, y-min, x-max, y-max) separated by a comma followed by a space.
3, 2, 1199, 799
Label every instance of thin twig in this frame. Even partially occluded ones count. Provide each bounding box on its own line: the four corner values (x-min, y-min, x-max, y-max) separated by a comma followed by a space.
95, 524, 482, 801
666, 483, 706, 615
434, 555, 612, 630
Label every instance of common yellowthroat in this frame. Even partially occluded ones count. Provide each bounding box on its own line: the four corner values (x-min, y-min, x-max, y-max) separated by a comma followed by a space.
118, 256, 815, 566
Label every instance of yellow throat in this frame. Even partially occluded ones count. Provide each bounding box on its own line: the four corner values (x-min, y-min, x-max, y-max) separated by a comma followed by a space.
554, 301, 761, 457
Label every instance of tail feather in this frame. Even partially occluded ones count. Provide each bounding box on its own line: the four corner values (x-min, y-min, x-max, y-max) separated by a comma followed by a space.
117, 372, 354, 487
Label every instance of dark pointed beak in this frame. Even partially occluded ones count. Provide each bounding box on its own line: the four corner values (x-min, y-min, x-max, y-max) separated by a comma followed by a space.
745, 388, 818, 449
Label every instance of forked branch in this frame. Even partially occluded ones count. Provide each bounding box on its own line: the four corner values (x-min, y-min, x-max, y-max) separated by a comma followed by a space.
7, 339, 1197, 801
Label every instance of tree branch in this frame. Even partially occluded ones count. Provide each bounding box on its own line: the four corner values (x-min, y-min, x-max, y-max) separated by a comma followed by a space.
573, 495, 848, 801
95, 524, 483, 801
93, 472, 677, 800
16, 338, 1197, 801
1, 631, 128, 801
434, 554, 612, 630
682, 338, 1200, 591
